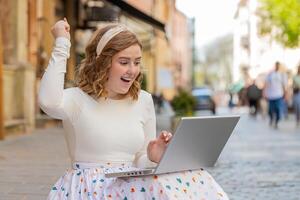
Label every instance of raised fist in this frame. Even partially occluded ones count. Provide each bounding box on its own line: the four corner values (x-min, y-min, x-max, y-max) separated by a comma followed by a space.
51, 18, 70, 40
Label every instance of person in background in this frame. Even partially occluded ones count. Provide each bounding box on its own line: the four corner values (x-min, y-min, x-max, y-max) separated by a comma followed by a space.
246, 79, 262, 117
263, 61, 287, 129
228, 92, 235, 110
152, 93, 164, 114
280, 66, 290, 120
292, 65, 300, 127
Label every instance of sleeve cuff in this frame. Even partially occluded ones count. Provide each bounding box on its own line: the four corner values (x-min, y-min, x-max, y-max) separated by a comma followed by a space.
55, 37, 71, 58
135, 154, 157, 168
55, 37, 71, 47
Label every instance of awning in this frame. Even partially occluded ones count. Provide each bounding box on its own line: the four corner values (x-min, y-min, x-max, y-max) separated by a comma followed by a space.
105, 0, 165, 32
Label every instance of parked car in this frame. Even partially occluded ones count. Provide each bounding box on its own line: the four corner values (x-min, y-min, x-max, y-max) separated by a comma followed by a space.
192, 87, 216, 114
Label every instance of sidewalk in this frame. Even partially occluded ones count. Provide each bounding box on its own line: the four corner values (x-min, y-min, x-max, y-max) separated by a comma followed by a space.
0, 109, 300, 199
0, 128, 70, 200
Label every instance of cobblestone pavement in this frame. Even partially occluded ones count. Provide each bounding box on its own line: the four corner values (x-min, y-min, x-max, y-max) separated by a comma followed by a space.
0, 108, 300, 199
209, 109, 300, 200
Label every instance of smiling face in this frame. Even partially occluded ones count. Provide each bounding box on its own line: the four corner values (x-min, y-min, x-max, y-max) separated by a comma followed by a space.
105, 44, 142, 99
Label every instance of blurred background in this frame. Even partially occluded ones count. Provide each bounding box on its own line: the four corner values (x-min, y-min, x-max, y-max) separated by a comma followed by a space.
0, 0, 300, 199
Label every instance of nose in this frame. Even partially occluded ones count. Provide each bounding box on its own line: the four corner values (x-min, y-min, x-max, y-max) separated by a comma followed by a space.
126, 62, 135, 73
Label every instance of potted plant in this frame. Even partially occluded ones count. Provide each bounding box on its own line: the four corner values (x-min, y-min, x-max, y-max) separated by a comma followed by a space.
170, 89, 197, 131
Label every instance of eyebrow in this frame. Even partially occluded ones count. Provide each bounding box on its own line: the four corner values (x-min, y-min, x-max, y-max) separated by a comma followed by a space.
118, 57, 141, 60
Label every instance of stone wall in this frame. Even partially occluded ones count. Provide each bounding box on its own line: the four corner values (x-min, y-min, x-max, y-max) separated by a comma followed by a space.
3, 64, 36, 132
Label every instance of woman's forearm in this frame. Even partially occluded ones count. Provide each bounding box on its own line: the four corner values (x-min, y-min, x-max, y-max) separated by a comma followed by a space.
38, 37, 71, 119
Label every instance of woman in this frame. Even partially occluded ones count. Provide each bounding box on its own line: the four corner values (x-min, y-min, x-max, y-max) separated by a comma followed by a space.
293, 65, 300, 126
39, 18, 228, 200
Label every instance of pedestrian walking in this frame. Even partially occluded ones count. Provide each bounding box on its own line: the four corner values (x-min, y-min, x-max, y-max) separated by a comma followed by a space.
246, 79, 262, 117
38, 18, 228, 200
263, 61, 287, 129
293, 65, 300, 127
280, 67, 290, 120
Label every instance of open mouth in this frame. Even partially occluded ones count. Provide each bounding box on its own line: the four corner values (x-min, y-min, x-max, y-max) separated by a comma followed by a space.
120, 77, 132, 83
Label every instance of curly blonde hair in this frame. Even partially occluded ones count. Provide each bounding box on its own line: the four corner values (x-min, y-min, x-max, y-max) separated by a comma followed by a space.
76, 24, 143, 100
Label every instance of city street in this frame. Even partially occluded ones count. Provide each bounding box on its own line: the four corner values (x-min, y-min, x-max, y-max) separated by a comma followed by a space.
0, 108, 300, 199
211, 108, 300, 200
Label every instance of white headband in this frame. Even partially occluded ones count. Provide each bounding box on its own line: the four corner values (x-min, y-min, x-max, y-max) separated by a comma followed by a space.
96, 25, 128, 56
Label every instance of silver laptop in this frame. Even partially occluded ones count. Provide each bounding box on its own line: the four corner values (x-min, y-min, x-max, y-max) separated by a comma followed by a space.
105, 115, 240, 178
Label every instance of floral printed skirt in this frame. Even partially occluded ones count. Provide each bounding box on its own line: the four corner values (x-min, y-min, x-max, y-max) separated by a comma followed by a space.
47, 162, 228, 200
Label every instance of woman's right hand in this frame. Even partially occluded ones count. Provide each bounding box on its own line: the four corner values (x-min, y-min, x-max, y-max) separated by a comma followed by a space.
51, 18, 70, 40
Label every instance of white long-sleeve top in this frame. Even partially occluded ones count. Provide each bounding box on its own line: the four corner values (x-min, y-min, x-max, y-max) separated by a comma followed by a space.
38, 37, 156, 168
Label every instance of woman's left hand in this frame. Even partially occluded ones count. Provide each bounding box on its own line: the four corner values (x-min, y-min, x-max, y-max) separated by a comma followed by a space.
147, 131, 173, 163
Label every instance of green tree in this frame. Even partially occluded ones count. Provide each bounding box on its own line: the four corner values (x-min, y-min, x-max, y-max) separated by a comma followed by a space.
258, 0, 300, 48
